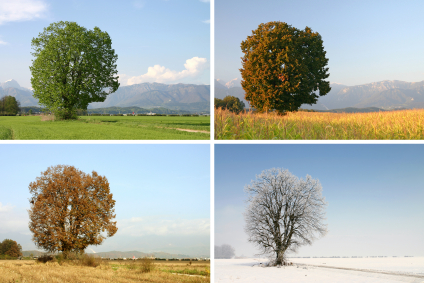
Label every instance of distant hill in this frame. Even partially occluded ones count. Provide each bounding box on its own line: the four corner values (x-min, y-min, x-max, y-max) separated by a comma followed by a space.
85, 251, 192, 259
302, 80, 424, 110
22, 250, 195, 259
215, 78, 424, 110
0, 80, 210, 112
89, 82, 210, 112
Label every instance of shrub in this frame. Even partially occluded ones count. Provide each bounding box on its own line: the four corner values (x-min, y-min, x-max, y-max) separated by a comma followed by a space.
139, 257, 155, 273
37, 254, 54, 263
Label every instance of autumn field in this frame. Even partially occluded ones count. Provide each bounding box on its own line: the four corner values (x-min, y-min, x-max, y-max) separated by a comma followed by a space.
0, 115, 210, 140
0, 259, 210, 283
214, 108, 424, 140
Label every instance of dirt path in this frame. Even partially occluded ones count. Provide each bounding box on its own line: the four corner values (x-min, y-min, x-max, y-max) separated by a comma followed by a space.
174, 128, 210, 134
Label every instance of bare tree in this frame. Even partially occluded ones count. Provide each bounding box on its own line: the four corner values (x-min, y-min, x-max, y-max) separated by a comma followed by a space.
244, 168, 327, 266
215, 244, 235, 259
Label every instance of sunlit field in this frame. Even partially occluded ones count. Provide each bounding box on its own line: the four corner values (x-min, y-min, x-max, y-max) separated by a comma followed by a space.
214, 108, 424, 140
0, 260, 210, 283
0, 115, 210, 140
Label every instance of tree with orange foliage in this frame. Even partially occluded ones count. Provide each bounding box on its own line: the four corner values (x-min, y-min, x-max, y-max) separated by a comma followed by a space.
28, 165, 118, 257
240, 21, 331, 114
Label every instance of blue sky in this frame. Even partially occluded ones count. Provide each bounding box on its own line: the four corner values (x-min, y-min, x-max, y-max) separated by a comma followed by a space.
215, 0, 424, 86
0, 144, 210, 256
0, 0, 210, 89
215, 144, 424, 258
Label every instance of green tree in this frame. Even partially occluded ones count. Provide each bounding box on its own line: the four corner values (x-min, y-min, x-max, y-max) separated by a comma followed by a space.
0, 239, 23, 257
240, 21, 330, 114
30, 21, 119, 120
215, 96, 245, 114
0, 96, 20, 115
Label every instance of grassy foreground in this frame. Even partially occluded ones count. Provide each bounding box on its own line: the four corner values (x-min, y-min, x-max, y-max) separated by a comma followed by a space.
0, 260, 210, 283
215, 108, 424, 140
0, 115, 210, 140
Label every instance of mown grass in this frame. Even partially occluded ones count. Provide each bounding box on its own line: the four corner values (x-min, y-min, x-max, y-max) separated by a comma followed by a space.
0, 260, 210, 283
0, 115, 210, 140
215, 108, 424, 140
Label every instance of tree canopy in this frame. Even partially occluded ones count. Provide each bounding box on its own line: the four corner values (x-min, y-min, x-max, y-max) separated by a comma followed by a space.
240, 21, 330, 114
28, 165, 118, 257
215, 95, 245, 114
0, 96, 20, 115
244, 168, 327, 266
30, 21, 119, 119
215, 244, 235, 259
0, 239, 22, 258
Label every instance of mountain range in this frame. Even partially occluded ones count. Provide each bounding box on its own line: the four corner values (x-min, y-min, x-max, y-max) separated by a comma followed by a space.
0, 80, 210, 113
215, 79, 424, 110
22, 250, 207, 259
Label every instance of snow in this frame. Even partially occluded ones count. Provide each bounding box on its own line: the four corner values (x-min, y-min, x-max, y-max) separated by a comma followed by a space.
215, 258, 424, 283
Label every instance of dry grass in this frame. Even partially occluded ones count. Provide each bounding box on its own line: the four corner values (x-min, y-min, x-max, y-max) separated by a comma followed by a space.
40, 114, 55, 121
0, 260, 210, 283
215, 108, 424, 140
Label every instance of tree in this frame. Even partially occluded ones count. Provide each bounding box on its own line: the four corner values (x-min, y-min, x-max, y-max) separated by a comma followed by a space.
244, 168, 327, 266
0, 239, 23, 257
215, 244, 235, 259
0, 95, 20, 115
28, 165, 118, 257
240, 21, 331, 114
214, 96, 245, 114
30, 21, 119, 120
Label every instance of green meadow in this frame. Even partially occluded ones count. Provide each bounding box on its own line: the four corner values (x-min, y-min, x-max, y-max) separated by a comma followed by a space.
0, 115, 210, 140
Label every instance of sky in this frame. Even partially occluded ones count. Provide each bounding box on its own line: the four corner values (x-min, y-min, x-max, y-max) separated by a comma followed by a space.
0, 144, 210, 257
215, 144, 424, 258
0, 0, 210, 89
215, 0, 424, 87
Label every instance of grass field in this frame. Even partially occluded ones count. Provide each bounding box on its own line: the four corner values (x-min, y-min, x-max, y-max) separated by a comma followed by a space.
0, 260, 210, 283
215, 108, 424, 140
0, 115, 210, 140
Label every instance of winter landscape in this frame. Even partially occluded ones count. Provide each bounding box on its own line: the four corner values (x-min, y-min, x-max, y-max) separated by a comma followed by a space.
215, 145, 424, 283
215, 257, 424, 283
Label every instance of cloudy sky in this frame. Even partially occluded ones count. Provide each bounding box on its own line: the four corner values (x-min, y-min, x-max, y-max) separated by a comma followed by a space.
215, 144, 424, 258
215, 0, 424, 86
0, 0, 210, 88
0, 144, 210, 256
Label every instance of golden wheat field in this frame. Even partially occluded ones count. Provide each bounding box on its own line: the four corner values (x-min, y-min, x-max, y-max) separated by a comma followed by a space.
214, 108, 424, 140
0, 260, 210, 283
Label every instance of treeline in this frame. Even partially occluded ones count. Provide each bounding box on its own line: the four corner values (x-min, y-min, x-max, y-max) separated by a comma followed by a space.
214, 244, 235, 259
0, 96, 20, 115
0, 239, 22, 259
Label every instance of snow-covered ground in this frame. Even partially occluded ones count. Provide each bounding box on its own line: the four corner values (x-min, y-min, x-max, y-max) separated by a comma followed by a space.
215, 258, 424, 283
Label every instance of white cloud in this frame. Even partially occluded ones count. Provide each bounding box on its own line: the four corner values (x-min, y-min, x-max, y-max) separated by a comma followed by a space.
117, 74, 130, 86
0, 0, 47, 25
118, 216, 210, 237
0, 40, 7, 45
0, 202, 14, 212
126, 57, 208, 85
199, 0, 210, 2
202, 19, 210, 24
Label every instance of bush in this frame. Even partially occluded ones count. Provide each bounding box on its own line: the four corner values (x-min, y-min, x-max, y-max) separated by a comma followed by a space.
37, 254, 54, 263
139, 257, 155, 273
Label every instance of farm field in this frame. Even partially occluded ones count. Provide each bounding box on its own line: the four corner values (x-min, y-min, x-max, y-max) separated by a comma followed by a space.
215, 258, 424, 283
214, 108, 424, 140
0, 115, 210, 140
0, 259, 210, 283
